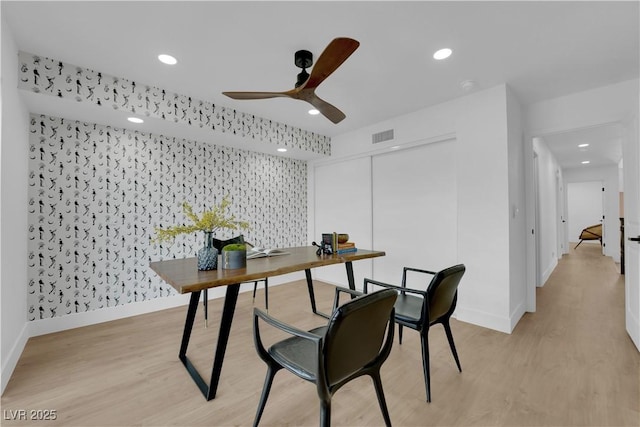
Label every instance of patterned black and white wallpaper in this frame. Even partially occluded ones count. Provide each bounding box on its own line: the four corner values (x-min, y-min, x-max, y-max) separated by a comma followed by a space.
27, 114, 307, 321
18, 51, 331, 156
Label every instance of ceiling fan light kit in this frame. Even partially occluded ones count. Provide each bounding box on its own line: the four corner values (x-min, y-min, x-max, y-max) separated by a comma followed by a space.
222, 37, 360, 124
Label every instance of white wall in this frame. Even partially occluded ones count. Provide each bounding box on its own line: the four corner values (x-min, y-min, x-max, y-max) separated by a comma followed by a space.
313, 157, 373, 286
567, 181, 603, 244
533, 137, 562, 284
506, 86, 527, 328
372, 140, 458, 283
310, 84, 526, 333
455, 87, 512, 332
526, 79, 640, 135
1, 13, 31, 394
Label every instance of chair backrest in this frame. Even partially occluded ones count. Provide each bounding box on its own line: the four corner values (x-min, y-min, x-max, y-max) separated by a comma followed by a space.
212, 235, 244, 252
427, 264, 466, 322
323, 289, 397, 385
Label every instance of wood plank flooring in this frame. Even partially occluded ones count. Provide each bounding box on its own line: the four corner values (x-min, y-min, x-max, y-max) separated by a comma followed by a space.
2, 243, 638, 426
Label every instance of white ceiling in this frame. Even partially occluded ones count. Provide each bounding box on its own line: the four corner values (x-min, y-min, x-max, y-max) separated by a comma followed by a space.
541, 123, 624, 170
3, 1, 638, 165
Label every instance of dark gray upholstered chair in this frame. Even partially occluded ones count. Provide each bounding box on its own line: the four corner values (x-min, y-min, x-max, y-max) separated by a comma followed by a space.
252, 288, 397, 427
364, 264, 466, 402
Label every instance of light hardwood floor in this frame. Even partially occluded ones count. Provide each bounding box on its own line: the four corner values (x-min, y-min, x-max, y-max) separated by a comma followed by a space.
2, 243, 638, 426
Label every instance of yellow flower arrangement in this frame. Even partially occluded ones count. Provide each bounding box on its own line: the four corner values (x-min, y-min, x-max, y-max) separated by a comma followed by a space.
154, 197, 250, 243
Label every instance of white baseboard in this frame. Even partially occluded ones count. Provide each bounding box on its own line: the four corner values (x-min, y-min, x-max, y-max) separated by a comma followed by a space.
626, 306, 640, 352
540, 257, 559, 287
25, 273, 302, 338
317, 278, 517, 334
455, 306, 512, 334
509, 300, 527, 332
28, 293, 192, 338
1, 322, 29, 395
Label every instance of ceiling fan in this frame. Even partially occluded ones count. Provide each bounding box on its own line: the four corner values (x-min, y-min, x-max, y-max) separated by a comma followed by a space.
222, 37, 360, 124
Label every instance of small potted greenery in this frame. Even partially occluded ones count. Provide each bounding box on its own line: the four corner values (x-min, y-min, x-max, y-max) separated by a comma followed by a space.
153, 196, 250, 271
221, 243, 247, 269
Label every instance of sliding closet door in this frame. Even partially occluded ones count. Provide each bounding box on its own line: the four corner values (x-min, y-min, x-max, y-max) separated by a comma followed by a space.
372, 139, 457, 284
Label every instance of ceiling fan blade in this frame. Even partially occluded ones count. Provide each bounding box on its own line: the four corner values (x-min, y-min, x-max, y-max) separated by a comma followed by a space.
223, 91, 292, 100
306, 93, 346, 124
303, 37, 360, 90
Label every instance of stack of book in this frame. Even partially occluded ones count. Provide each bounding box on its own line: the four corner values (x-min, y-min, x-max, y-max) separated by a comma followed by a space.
335, 240, 357, 254
323, 232, 357, 254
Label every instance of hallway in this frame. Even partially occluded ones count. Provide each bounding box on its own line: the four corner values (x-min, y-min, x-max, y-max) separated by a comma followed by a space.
511, 241, 637, 425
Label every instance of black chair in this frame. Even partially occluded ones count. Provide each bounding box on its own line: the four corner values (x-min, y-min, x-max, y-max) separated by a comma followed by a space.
252, 287, 397, 427
364, 264, 466, 402
202, 236, 268, 327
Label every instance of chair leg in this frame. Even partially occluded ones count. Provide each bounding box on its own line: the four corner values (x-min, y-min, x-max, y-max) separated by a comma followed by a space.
371, 372, 392, 427
253, 365, 278, 427
398, 324, 403, 344
443, 320, 462, 372
420, 331, 431, 402
319, 399, 331, 427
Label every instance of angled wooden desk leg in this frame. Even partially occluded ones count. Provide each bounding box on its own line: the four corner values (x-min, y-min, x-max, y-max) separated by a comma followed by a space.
305, 261, 357, 319
179, 284, 240, 401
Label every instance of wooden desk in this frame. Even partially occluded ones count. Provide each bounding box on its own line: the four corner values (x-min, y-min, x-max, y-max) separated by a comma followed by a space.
149, 246, 385, 400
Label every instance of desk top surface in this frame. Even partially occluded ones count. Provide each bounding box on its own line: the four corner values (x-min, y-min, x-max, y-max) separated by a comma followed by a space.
149, 246, 385, 294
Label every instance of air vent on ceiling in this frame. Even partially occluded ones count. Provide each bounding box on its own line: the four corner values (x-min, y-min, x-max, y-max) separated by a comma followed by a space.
372, 129, 394, 144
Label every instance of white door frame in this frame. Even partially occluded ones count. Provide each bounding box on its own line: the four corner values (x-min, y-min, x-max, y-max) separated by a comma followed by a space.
525, 135, 537, 311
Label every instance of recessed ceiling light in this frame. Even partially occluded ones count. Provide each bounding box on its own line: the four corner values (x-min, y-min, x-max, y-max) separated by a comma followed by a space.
581, 160, 591, 164
308, 109, 320, 115
433, 48, 452, 60
158, 54, 177, 65
578, 143, 589, 148
127, 117, 144, 124
277, 148, 287, 152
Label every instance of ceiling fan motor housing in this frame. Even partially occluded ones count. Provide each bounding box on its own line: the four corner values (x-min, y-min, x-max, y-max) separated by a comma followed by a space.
294, 50, 313, 88
294, 49, 313, 69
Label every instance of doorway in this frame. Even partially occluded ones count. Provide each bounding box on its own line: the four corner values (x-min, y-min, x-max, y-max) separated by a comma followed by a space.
527, 119, 639, 351
567, 181, 604, 252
